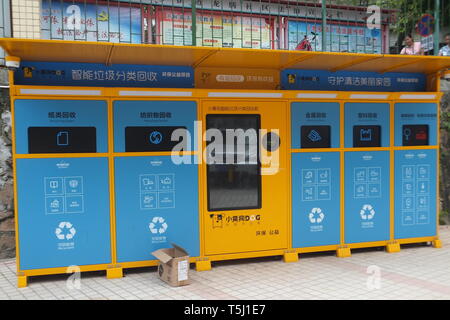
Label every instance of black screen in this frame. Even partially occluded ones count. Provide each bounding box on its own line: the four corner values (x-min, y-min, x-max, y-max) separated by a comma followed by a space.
301, 125, 331, 148
206, 114, 261, 211
353, 125, 381, 148
125, 126, 187, 152
28, 127, 96, 153
402, 125, 429, 146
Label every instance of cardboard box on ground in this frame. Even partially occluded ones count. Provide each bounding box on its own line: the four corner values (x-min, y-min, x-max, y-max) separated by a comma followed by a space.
152, 243, 190, 287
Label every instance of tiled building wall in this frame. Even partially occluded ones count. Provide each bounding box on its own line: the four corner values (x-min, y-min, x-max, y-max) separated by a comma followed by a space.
11, 0, 40, 39
0, 0, 11, 67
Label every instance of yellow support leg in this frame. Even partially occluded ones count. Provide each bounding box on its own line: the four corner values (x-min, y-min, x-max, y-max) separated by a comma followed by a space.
195, 259, 211, 272
336, 246, 351, 258
17, 273, 27, 288
106, 265, 123, 279
386, 241, 401, 253
432, 239, 442, 248
283, 251, 299, 263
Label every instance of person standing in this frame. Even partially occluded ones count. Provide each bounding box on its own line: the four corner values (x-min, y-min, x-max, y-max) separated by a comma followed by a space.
439, 34, 450, 56
400, 34, 424, 55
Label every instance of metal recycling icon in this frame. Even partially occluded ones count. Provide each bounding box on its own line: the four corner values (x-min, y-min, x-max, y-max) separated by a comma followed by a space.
309, 207, 325, 224
149, 216, 168, 234
360, 204, 376, 220
55, 221, 76, 240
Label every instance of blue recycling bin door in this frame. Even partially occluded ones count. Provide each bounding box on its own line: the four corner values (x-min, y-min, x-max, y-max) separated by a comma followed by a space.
344, 102, 390, 244
113, 100, 199, 263
13, 99, 111, 270
394, 102, 438, 239
291, 102, 341, 248
344, 151, 390, 243
292, 152, 341, 247
16, 158, 111, 270
394, 150, 437, 238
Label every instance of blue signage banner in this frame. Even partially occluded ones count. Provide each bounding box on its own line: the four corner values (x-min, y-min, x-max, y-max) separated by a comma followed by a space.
281, 69, 426, 92
15, 61, 194, 88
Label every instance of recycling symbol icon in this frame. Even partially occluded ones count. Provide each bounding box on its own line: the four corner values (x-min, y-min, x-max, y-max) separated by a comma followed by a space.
309, 207, 325, 224
360, 204, 376, 220
149, 217, 168, 234
55, 221, 76, 240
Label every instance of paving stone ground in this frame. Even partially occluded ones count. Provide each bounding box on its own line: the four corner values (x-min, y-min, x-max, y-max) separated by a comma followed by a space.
0, 226, 449, 300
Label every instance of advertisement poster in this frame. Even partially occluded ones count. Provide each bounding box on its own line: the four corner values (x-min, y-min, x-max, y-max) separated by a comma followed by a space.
288, 20, 382, 54
41, 0, 142, 43
157, 9, 271, 49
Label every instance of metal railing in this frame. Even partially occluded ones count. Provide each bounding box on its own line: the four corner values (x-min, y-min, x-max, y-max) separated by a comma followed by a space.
3, 0, 450, 56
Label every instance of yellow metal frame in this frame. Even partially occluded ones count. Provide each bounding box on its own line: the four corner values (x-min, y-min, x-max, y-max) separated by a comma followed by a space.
198, 98, 291, 265
9, 82, 443, 285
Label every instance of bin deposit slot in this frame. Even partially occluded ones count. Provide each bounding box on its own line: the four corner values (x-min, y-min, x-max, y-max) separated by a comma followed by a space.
402, 125, 429, 146
125, 126, 187, 152
301, 125, 331, 148
28, 127, 96, 153
353, 125, 381, 148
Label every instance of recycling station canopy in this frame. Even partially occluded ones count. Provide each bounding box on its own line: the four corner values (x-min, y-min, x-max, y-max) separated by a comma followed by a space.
1, 38, 450, 74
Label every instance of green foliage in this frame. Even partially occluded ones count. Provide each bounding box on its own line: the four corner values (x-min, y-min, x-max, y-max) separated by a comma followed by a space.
440, 211, 449, 225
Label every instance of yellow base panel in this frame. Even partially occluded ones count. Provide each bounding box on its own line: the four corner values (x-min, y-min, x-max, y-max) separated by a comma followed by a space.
296, 245, 340, 254
106, 265, 123, 279
432, 239, 442, 248
196, 259, 212, 272
19, 264, 110, 277
17, 274, 27, 288
283, 251, 299, 263
396, 236, 437, 245
207, 249, 286, 263
336, 247, 351, 258
117, 257, 198, 270
386, 242, 401, 253
347, 241, 389, 249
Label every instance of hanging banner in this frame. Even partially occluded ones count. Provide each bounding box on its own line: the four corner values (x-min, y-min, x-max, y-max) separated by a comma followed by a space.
15, 61, 194, 88
40, 0, 142, 43
288, 20, 382, 54
157, 8, 272, 49
281, 69, 426, 92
